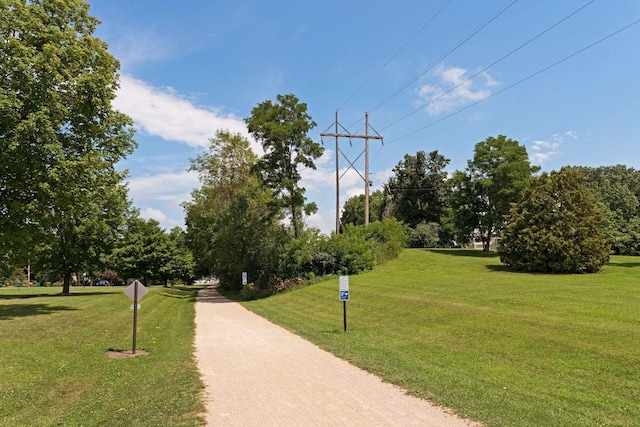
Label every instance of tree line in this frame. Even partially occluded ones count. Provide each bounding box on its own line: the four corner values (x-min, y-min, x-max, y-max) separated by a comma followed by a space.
1, 1, 632, 294
343, 134, 640, 274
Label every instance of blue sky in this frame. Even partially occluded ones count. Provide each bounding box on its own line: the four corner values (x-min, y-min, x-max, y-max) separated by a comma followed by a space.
88, 0, 640, 235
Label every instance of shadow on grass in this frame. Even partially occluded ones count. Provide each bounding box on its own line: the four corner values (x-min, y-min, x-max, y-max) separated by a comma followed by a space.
0, 291, 111, 300
427, 249, 500, 258
0, 303, 77, 320
156, 286, 201, 301
609, 262, 640, 268
485, 264, 511, 272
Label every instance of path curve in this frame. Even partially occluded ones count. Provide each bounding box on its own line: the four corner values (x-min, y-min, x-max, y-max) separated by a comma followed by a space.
195, 287, 481, 427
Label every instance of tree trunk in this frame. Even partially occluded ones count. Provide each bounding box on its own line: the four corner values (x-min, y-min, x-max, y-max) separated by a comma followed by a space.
62, 272, 72, 295
291, 203, 300, 239
483, 231, 492, 254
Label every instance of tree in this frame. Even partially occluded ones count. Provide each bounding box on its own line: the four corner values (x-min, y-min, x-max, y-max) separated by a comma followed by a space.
384, 150, 451, 228
158, 227, 195, 286
340, 190, 387, 228
0, 0, 136, 293
245, 94, 324, 238
184, 130, 286, 291
450, 135, 539, 252
33, 159, 131, 292
111, 215, 173, 286
576, 165, 640, 254
499, 167, 609, 273
184, 130, 260, 276
407, 222, 441, 248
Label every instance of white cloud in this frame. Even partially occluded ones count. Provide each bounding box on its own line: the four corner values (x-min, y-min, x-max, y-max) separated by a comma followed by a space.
126, 170, 200, 230
114, 75, 256, 151
141, 207, 169, 223
529, 131, 577, 165
416, 66, 499, 115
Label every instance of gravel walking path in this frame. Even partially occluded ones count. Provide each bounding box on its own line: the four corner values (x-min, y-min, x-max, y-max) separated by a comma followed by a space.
194, 287, 481, 427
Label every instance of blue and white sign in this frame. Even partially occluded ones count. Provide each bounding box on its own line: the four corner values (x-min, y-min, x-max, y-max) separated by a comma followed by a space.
242, 272, 247, 286
339, 276, 350, 301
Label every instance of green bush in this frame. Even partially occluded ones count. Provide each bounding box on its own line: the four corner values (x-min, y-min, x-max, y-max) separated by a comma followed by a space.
499, 168, 610, 273
407, 222, 441, 248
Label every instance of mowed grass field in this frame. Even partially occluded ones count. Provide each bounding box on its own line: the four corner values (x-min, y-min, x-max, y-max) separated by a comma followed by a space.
242, 249, 640, 427
0, 286, 205, 427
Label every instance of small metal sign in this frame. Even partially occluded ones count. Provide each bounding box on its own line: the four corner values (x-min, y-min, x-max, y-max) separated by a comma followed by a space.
242, 272, 248, 286
123, 280, 147, 354
124, 280, 148, 301
339, 276, 350, 301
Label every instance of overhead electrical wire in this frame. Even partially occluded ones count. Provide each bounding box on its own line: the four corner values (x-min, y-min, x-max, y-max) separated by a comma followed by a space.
380, 0, 597, 133
383, 16, 640, 147
369, 0, 521, 114
337, 0, 454, 111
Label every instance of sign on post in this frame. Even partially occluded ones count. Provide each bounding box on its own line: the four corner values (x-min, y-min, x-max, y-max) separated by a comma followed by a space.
124, 280, 148, 354
242, 272, 248, 286
339, 276, 350, 301
339, 276, 349, 332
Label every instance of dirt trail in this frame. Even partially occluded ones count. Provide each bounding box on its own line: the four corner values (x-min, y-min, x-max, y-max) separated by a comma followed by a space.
194, 287, 481, 427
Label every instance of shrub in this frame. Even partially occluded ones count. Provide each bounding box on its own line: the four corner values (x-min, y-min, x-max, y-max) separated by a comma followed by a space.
408, 222, 441, 248
499, 168, 610, 273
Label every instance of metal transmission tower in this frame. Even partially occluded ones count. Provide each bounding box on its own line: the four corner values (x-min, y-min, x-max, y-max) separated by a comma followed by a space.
320, 111, 383, 234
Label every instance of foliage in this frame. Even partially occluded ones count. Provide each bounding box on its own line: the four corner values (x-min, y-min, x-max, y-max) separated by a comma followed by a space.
450, 135, 538, 252
384, 150, 451, 228
110, 215, 173, 285
0, 0, 136, 293
184, 130, 286, 292
278, 219, 406, 281
499, 167, 610, 273
158, 227, 195, 286
576, 165, 640, 254
243, 250, 640, 427
344, 218, 407, 265
407, 222, 441, 248
245, 93, 324, 238
340, 190, 388, 228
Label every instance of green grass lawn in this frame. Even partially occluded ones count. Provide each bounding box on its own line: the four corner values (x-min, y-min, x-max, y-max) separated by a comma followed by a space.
242, 249, 640, 427
0, 286, 205, 427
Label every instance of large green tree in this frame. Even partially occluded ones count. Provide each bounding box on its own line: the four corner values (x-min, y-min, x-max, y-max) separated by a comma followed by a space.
111, 215, 172, 286
499, 167, 609, 273
244, 93, 324, 238
576, 165, 640, 254
340, 190, 387, 228
184, 130, 285, 291
0, 0, 136, 293
450, 135, 538, 252
384, 150, 451, 228
158, 227, 195, 286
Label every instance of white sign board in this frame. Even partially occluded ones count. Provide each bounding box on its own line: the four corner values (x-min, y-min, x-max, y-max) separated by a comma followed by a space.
124, 280, 148, 302
242, 272, 248, 286
339, 276, 350, 301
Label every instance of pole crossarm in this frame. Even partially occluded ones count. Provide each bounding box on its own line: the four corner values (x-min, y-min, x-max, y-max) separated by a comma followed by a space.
320, 111, 383, 233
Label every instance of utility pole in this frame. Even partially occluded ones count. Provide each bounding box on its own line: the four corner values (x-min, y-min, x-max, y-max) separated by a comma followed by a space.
320, 111, 383, 233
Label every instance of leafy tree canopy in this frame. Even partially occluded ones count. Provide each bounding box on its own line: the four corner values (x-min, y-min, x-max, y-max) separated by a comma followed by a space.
340, 190, 387, 229
450, 135, 538, 252
575, 165, 640, 254
499, 167, 609, 273
245, 93, 323, 238
0, 0, 136, 292
384, 150, 451, 228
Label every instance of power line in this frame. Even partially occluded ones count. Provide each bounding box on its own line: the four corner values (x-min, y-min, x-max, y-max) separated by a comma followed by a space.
338, 0, 454, 111
385, 16, 640, 145
369, 0, 521, 114
380, 0, 597, 132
